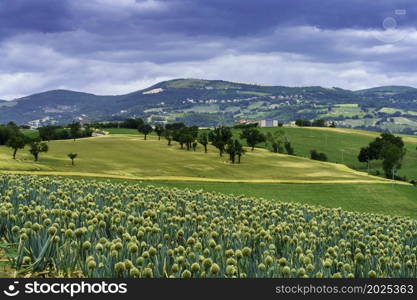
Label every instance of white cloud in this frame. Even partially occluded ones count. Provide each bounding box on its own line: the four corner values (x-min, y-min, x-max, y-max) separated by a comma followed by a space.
73, 0, 168, 15
2, 25, 417, 99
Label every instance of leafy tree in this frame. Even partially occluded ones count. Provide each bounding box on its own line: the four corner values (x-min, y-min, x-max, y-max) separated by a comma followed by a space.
0, 124, 20, 145
358, 133, 406, 178
68, 153, 78, 166
6, 135, 26, 159
367, 132, 404, 160
209, 126, 233, 157
310, 149, 327, 161
175, 126, 198, 150
284, 141, 295, 155
358, 146, 379, 173
29, 140, 49, 161
38, 125, 91, 142
381, 144, 406, 179
266, 131, 285, 153
181, 131, 194, 150
123, 118, 144, 129
83, 124, 93, 138
240, 128, 266, 151
225, 140, 236, 164
167, 123, 187, 146
6, 121, 18, 130
234, 140, 245, 164
295, 119, 312, 127
226, 139, 246, 164
312, 119, 326, 127
163, 129, 174, 146
69, 122, 81, 141
139, 124, 153, 140
197, 132, 210, 153
39, 125, 57, 141
185, 126, 199, 150
358, 147, 371, 172
154, 124, 164, 140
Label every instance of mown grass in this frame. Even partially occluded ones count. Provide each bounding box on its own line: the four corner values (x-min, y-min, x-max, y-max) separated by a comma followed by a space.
20, 129, 39, 139
5, 128, 416, 219
22, 126, 417, 179
103, 128, 142, 135
84, 178, 416, 218
0, 135, 388, 183
234, 127, 417, 180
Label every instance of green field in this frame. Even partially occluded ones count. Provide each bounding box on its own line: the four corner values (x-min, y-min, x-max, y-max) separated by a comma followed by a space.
20, 129, 39, 139
0, 134, 395, 183
1, 127, 417, 278
240, 127, 417, 180
3, 127, 416, 218
25, 125, 417, 180
102, 128, 142, 135
88, 179, 415, 218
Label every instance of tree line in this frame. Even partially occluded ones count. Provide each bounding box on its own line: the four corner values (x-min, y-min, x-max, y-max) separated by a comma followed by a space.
38, 122, 92, 141
0, 122, 83, 164
295, 119, 336, 127
0, 123, 49, 161
124, 118, 296, 164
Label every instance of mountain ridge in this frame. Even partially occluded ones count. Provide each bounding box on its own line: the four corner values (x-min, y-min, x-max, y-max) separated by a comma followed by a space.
0, 78, 416, 133
4, 79, 417, 102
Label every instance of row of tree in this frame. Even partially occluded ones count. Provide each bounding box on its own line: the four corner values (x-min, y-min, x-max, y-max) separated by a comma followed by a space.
6, 136, 48, 161
0, 122, 49, 161
131, 119, 296, 164
39, 122, 92, 142
144, 122, 246, 164
0, 122, 22, 145
295, 119, 336, 127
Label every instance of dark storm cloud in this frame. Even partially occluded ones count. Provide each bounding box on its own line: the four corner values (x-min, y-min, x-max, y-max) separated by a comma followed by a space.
0, 0, 72, 38
1, 0, 417, 99
2, 0, 415, 40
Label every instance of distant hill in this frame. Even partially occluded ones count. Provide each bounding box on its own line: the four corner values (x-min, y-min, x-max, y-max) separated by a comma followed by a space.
0, 79, 416, 133
354, 86, 417, 94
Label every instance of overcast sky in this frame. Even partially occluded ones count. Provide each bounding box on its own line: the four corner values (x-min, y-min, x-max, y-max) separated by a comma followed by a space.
1, 0, 417, 99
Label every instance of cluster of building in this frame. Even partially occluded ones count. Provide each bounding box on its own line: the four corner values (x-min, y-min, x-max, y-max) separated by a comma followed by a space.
236, 119, 281, 128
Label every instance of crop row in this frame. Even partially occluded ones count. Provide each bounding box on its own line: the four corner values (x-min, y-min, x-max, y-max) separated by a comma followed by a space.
0, 175, 416, 278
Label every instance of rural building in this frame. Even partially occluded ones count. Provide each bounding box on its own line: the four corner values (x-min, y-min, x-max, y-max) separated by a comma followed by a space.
28, 117, 53, 129
258, 119, 279, 127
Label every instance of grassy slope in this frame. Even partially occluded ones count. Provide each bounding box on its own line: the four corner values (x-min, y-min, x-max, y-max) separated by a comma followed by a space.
240, 127, 417, 180
136, 181, 417, 218
103, 128, 141, 135
7, 128, 416, 217
20, 129, 39, 139
0, 135, 391, 183
105, 126, 417, 179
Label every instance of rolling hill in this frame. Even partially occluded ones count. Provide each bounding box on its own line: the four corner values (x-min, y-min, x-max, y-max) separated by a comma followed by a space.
0, 134, 392, 183
102, 126, 417, 180
1, 79, 417, 133
1, 130, 417, 218
354, 85, 417, 94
